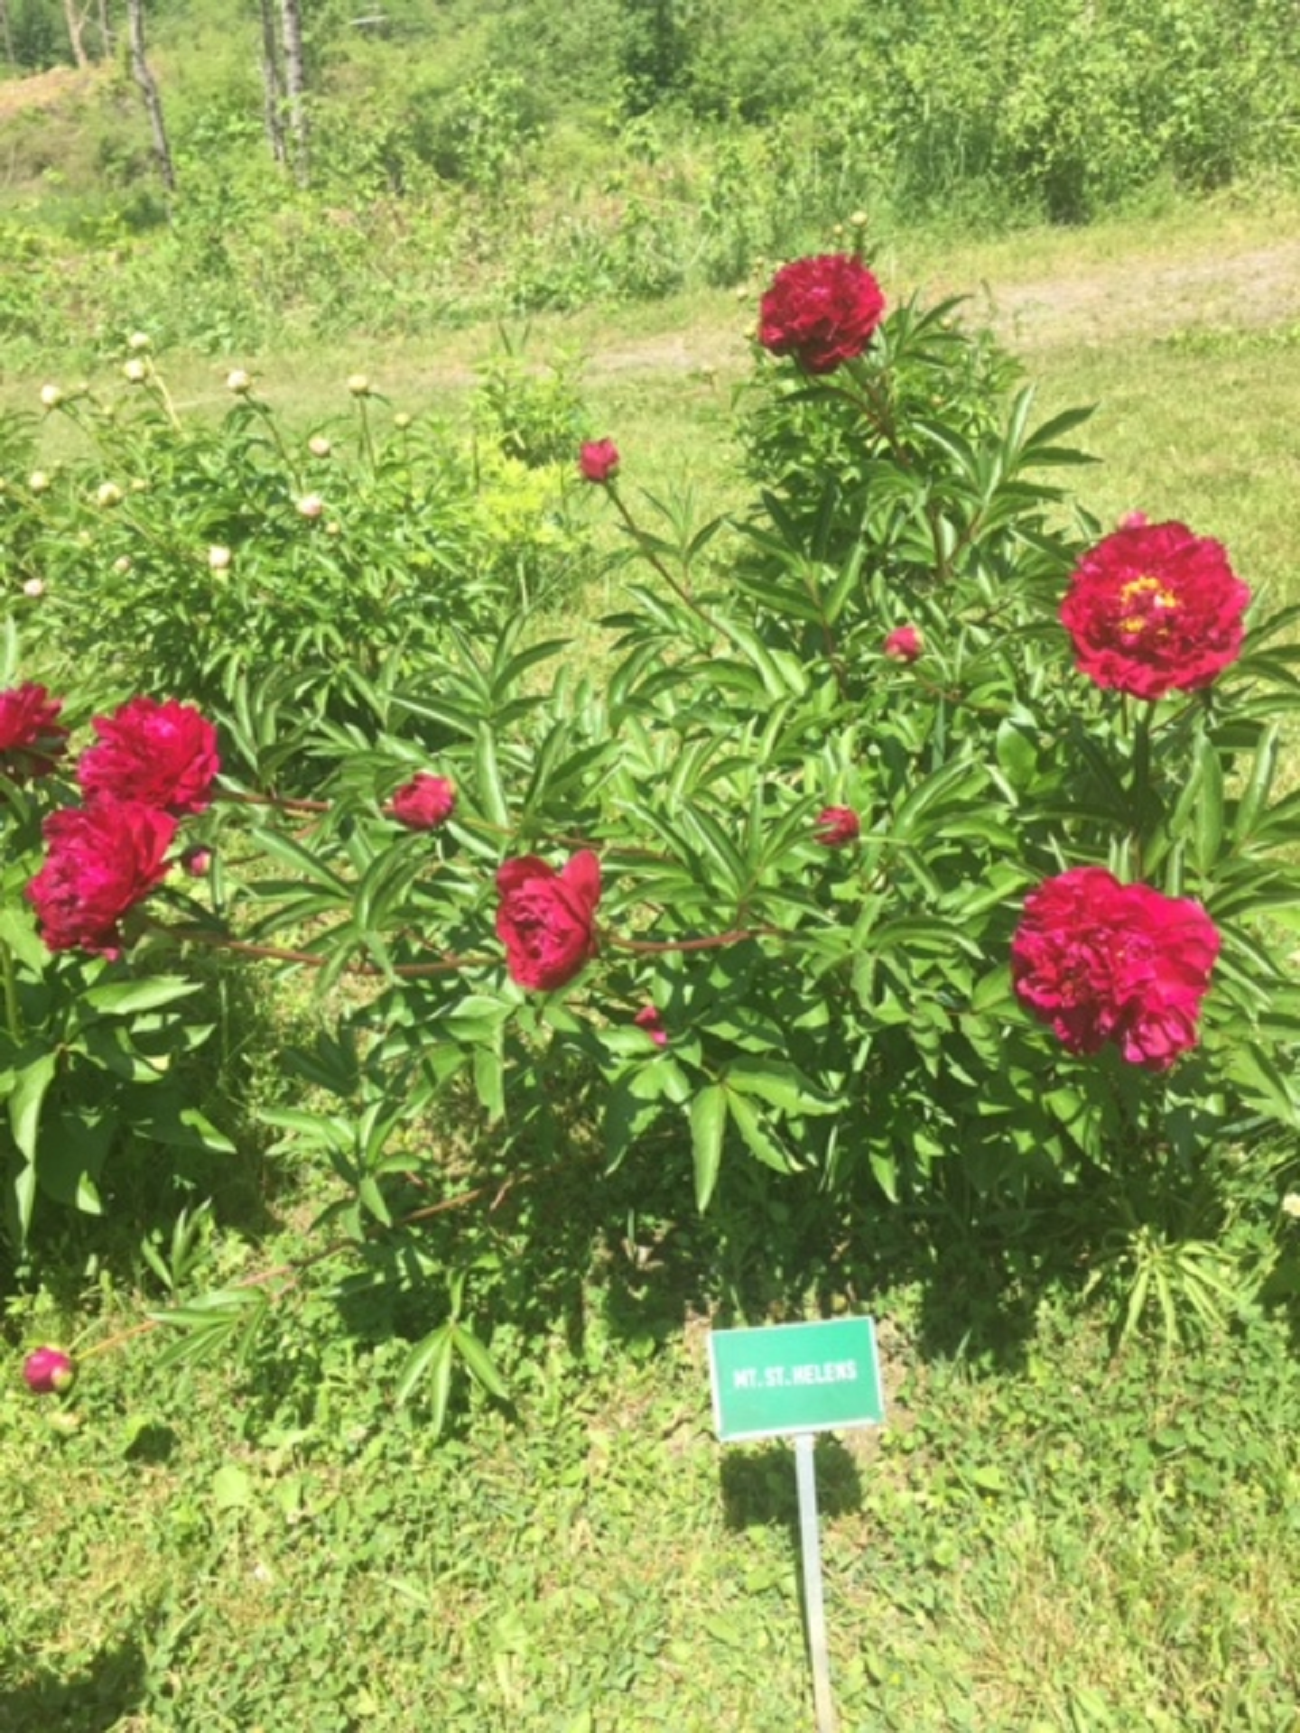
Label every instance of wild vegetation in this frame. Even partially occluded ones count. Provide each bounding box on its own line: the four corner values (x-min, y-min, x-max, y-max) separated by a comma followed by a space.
2, 0, 1299, 359
3, 5, 1300, 1729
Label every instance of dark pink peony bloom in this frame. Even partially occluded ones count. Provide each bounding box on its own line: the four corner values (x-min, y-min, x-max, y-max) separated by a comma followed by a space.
815, 806, 860, 848
759, 254, 886, 374
26, 798, 177, 955
884, 625, 923, 663
77, 696, 220, 816
496, 851, 601, 991
389, 772, 456, 831
1060, 520, 1250, 700
579, 439, 620, 484
1011, 866, 1220, 1071
0, 683, 69, 782
22, 1346, 75, 1394
634, 1005, 669, 1048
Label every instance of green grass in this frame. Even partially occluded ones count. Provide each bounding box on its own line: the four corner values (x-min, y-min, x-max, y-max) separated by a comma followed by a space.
5, 1243, 1299, 1730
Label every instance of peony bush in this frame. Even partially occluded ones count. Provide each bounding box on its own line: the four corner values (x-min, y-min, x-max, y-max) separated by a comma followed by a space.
6, 247, 1300, 1416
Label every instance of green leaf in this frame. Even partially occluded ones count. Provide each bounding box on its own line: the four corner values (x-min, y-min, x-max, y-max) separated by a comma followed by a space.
81, 978, 201, 1016
690, 1084, 727, 1212
396, 1325, 455, 1435
726, 1090, 795, 1173
451, 1323, 510, 1401
474, 723, 510, 829
8, 1050, 56, 1162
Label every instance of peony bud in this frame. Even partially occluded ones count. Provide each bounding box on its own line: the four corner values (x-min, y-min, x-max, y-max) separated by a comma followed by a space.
884, 624, 923, 663
39, 384, 63, 409
22, 578, 45, 599
96, 482, 123, 509
849, 210, 869, 228
579, 439, 620, 484
23, 1346, 75, 1395
123, 359, 147, 384
226, 368, 252, 394
180, 844, 213, 877
128, 330, 151, 351
113, 555, 133, 575
296, 493, 324, 520
346, 373, 371, 396
28, 471, 50, 494
393, 412, 412, 430
389, 772, 455, 830
815, 806, 860, 848
208, 545, 232, 572
1282, 1192, 1300, 1220
308, 436, 332, 458
633, 1005, 669, 1048
1116, 510, 1150, 530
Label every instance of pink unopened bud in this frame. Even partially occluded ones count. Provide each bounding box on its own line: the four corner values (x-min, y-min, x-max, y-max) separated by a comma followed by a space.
634, 1005, 669, 1047
388, 772, 456, 831
23, 1346, 75, 1395
883, 625, 923, 663
308, 436, 332, 458
1117, 510, 1149, 530
22, 577, 45, 599
815, 806, 860, 848
180, 844, 213, 877
226, 368, 252, 394
296, 493, 325, 520
579, 439, 620, 484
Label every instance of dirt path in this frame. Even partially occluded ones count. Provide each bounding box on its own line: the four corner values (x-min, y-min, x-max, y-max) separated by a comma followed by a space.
581, 237, 1300, 381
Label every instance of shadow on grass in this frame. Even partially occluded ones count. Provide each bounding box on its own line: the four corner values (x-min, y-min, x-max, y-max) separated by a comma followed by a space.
720, 1434, 863, 1531
0, 1636, 146, 1733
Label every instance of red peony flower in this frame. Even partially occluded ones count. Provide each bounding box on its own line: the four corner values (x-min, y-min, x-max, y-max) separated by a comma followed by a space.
814, 806, 860, 848
1060, 520, 1250, 700
389, 772, 456, 831
26, 798, 177, 956
579, 439, 620, 484
0, 683, 69, 782
884, 625, 923, 663
634, 1004, 669, 1048
77, 696, 220, 816
1011, 866, 1220, 1071
758, 254, 886, 374
496, 850, 601, 991
23, 1346, 75, 1395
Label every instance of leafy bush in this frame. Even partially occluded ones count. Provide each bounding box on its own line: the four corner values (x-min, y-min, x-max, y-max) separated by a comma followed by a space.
7, 360, 591, 774
6, 257, 1300, 1420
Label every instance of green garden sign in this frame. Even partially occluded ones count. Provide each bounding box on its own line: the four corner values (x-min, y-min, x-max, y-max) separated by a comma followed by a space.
708, 1315, 885, 1443
708, 1317, 886, 1733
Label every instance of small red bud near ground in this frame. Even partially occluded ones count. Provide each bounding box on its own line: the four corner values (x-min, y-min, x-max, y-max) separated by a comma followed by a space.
579, 439, 620, 484
23, 1346, 75, 1395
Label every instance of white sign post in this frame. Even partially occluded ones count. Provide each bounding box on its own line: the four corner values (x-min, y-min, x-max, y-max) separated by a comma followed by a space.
708, 1317, 886, 1733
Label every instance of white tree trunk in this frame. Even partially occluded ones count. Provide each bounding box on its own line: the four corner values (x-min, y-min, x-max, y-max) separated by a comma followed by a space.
127, 0, 176, 194
258, 0, 287, 167
279, 0, 308, 184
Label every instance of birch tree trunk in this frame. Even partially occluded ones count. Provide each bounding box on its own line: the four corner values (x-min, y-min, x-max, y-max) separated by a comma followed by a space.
258, 0, 287, 167
279, 0, 309, 185
127, 0, 176, 194
96, 0, 113, 57
62, 0, 91, 66
0, 0, 15, 69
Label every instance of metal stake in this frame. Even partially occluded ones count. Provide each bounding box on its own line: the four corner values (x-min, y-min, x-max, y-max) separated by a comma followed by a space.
794, 1431, 836, 1733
